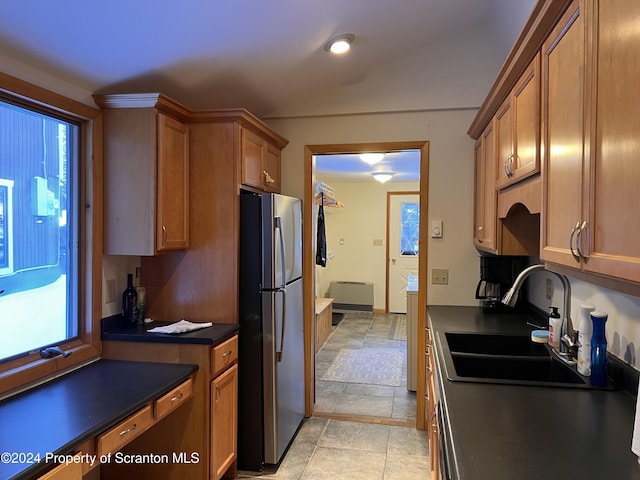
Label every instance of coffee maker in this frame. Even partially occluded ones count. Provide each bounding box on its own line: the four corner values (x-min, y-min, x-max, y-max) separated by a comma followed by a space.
475, 255, 526, 311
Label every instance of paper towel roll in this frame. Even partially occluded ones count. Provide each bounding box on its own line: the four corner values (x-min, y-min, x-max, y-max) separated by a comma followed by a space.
632, 378, 640, 462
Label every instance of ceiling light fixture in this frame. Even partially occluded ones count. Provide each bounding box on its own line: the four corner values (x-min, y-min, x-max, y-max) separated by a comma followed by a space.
372, 172, 395, 184
359, 153, 385, 165
324, 34, 355, 54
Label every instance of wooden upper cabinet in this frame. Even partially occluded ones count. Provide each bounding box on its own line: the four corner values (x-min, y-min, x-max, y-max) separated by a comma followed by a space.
473, 121, 497, 253
495, 53, 541, 189
94, 94, 189, 255
157, 113, 189, 251
241, 127, 281, 193
580, 0, 640, 283
540, 0, 586, 268
541, 0, 640, 285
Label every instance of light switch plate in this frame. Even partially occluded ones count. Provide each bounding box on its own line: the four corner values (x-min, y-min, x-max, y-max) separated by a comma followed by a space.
432, 268, 449, 285
431, 219, 443, 238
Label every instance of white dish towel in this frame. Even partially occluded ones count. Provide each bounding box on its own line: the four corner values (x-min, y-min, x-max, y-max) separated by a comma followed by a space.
632, 377, 640, 462
147, 320, 212, 334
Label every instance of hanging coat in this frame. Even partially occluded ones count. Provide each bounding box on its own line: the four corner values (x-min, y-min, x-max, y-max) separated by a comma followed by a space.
316, 200, 327, 267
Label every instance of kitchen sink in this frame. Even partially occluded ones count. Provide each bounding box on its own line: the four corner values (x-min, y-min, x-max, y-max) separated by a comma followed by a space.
443, 332, 549, 357
449, 353, 584, 384
438, 331, 613, 389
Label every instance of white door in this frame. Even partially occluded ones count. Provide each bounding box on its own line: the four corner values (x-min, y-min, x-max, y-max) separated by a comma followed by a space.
388, 194, 419, 313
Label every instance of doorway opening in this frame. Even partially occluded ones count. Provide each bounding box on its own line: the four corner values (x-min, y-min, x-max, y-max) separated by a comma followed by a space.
303, 141, 429, 431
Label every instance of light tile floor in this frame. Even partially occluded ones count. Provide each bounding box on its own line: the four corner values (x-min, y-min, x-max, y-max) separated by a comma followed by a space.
237, 312, 430, 480
315, 312, 416, 421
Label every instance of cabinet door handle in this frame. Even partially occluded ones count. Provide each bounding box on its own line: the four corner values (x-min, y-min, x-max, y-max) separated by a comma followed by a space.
576, 220, 588, 260
162, 225, 167, 246
508, 154, 515, 176
425, 352, 432, 373
569, 221, 580, 262
119, 423, 137, 437
215, 386, 221, 405
477, 225, 483, 242
504, 158, 510, 178
263, 171, 275, 185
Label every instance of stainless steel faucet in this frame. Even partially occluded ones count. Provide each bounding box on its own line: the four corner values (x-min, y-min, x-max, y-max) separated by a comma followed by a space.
502, 264, 576, 361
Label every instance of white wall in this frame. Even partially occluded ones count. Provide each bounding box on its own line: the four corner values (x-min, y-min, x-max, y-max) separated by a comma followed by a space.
314, 181, 419, 310
268, 108, 480, 308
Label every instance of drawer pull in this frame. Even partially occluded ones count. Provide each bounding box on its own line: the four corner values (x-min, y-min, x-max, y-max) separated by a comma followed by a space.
119, 423, 137, 437
222, 350, 232, 358
171, 392, 184, 403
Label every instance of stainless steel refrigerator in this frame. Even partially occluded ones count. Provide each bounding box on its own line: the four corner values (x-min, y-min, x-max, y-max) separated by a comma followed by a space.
237, 190, 305, 471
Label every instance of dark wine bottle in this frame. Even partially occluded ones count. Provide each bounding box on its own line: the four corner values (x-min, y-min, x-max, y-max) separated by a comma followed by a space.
122, 273, 138, 327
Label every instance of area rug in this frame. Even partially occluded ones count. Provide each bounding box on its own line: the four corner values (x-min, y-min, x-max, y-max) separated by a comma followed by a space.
321, 349, 404, 386
388, 315, 407, 341
332, 312, 345, 326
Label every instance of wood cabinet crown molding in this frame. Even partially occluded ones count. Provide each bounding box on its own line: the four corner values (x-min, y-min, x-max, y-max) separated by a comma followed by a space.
189, 108, 289, 149
468, 0, 574, 139
93, 94, 288, 149
93, 93, 191, 120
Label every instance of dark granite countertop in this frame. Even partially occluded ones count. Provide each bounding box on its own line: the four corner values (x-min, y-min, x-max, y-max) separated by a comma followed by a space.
428, 305, 640, 480
101, 315, 239, 345
0, 359, 197, 480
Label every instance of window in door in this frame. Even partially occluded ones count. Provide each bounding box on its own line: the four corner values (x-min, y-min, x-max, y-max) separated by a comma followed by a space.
400, 202, 420, 256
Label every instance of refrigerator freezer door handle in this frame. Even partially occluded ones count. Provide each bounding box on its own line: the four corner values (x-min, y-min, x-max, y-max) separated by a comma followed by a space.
275, 216, 286, 289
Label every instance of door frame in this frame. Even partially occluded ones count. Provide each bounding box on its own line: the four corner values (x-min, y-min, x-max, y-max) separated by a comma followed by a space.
303, 141, 429, 430
386, 191, 420, 314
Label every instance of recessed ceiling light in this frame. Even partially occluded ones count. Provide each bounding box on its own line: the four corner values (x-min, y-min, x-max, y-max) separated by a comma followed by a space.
359, 153, 385, 165
372, 172, 395, 184
324, 34, 355, 54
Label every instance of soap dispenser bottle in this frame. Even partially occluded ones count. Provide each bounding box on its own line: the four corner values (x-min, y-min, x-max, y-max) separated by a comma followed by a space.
548, 307, 561, 349
577, 304, 595, 375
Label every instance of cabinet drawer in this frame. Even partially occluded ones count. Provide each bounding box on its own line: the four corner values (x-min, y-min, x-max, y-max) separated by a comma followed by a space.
38, 455, 82, 479
155, 378, 193, 421
97, 405, 154, 456
212, 335, 238, 377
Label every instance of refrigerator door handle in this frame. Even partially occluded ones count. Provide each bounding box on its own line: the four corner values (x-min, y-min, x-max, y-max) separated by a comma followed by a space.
276, 288, 286, 362
275, 216, 286, 289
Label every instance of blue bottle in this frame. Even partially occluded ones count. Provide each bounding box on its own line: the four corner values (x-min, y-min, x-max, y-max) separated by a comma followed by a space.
590, 311, 608, 386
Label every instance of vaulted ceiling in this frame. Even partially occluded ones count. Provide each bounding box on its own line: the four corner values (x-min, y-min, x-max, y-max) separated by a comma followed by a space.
0, 0, 533, 118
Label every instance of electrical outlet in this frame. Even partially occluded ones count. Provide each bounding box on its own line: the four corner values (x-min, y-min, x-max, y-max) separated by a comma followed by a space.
432, 268, 449, 285
546, 278, 553, 300
106, 278, 116, 304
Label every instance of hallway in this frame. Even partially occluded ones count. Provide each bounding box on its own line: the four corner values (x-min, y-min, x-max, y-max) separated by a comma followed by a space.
237, 312, 430, 479
314, 312, 416, 422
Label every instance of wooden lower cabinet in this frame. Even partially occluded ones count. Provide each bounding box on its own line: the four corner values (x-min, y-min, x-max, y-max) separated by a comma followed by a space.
211, 364, 238, 480
315, 297, 333, 352
425, 326, 441, 480
101, 333, 239, 480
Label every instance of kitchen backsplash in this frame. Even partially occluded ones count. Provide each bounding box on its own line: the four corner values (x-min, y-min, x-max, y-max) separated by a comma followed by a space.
528, 271, 640, 371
